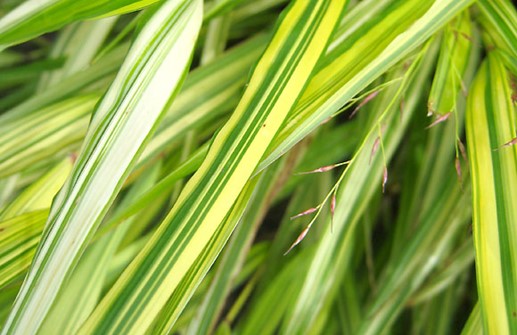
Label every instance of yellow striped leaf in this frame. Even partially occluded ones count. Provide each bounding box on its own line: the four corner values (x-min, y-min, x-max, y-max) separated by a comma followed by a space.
79, 1, 346, 333
466, 53, 517, 334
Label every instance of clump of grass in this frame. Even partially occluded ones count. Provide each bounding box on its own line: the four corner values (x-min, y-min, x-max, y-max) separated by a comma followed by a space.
0, 0, 516, 334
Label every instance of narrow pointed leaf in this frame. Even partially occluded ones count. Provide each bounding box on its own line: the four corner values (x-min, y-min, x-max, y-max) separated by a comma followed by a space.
0, 96, 97, 178
1, 1, 202, 333
0, 158, 73, 220
0, 210, 48, 289
466, 53, 517, 334
477, 0, 517, 59
185, 162, 287, 335
428, 11, 472, 115
79, 1, 346, 333
37, 17, 117, 92
461, 304, 483, 335
38, 164, 159, 335
0, 0, 161, 49
259, 0, 475, 171
281, 42, 440, 334
0, 159, 73, 289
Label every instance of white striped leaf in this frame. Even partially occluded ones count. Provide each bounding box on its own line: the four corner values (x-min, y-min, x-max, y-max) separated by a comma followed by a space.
1, 1, 203, 334
79, 1, 346, 333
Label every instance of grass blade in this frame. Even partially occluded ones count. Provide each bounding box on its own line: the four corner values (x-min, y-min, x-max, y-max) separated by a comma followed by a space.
1, 1, 202, 333
461, 303, 483, 335
477, 0, 517, 59
428, 11, 472, 115
282, 41, 438, 335
0, 210, 48, 290
261, 0, 475, 171
38, 164, 159, 335
466, 53, 517, 334
0, 96, 97, 178
79, 1, 346, 333
0, 0, 159, 48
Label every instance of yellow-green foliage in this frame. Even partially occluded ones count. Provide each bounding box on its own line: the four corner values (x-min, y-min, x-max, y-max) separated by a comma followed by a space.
0, 0, 515, 334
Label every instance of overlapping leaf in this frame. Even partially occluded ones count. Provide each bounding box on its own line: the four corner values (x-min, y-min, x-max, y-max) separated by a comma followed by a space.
1, 1, 202, 333
0, 0, 160, 49
79, 1, 346, 333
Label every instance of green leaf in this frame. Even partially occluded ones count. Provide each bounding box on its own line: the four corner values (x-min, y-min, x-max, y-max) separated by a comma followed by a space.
0, 210, 48, 290
185, 156, 290, 335
148, 175, 261, 334
0, 159, 73, 289
428, 11, 472, 115
1, 1, 202, 333
0, 43, 127, 127
0, 96, 97, 178
410, 240, 475, 305
461, 303, 483, 335
79, 1, 346, 333
0, 57, 64, 90
36, 16, 117, 92
0, 0, 160, 49
38, 162, 160, 335
260, 0, 475, 171
281, 40, 438, 335
137, 33, 268, 171
0, 34, 266, 179
466, 53, 517, 334
0, 158, 73, 220
477, 0, 517, 60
